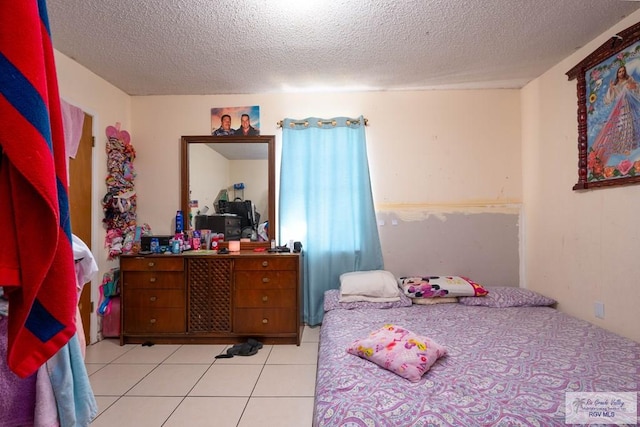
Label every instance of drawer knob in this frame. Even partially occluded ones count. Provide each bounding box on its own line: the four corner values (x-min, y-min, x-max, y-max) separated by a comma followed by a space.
149, 318, 156, 324
149, 277, 157, 283
148, 262, 155, 267
262, 296, 268, 302
262, 318, 269, 324
149, 296, 157, 302
262, 277, 270, 283
262, 261, 268, 267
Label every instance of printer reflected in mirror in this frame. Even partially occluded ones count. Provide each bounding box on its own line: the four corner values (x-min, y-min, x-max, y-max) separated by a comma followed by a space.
195, 200, 261, 241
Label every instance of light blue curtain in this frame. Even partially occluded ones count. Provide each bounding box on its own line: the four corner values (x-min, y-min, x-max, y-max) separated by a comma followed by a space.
279, 116, 383, 325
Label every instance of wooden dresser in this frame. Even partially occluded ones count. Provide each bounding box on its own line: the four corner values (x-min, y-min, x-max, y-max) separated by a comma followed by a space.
119, 252, 302, 345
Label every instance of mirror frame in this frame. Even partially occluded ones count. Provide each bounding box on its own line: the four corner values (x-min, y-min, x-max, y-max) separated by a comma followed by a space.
180, 134, 275, 249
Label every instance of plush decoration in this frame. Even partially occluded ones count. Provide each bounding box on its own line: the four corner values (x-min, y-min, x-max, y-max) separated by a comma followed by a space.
458, 286, 556, 307
324, 289, 412, 311
400, 276, 488, 298
347, 324, 446, 382
339, 270, 401, 302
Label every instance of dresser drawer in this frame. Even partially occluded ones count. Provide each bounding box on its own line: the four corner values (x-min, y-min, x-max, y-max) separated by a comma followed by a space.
124, 308, 185, 333
235, 289, 296, 308
120, 257, 184, 272
233, 308, 296, 333
123, 271, 184, 289
234, 271, 297, 290
234, 257, 297, 271
125, 289, 185, 308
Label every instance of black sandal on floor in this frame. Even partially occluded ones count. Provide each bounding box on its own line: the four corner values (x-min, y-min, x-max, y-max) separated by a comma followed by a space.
215, 343, 244, 358
215, 340, 262, 358
237, 344, 259, 356
247, 338, 263, 350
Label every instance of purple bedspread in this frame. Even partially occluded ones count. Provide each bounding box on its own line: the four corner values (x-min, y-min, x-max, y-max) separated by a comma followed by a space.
314, 304, 639, 426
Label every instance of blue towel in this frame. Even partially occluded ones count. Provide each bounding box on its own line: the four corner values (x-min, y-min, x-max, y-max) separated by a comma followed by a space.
46, 334, 97, 426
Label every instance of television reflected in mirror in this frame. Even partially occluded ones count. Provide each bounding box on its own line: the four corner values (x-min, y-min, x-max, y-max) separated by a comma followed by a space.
180, 135, 275, 248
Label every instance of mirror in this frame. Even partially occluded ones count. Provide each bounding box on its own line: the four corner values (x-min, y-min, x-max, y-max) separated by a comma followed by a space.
181, 135, 275, 248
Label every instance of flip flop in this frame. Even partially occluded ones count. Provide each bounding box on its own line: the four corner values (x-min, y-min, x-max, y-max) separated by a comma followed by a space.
214, 343, 243, 358
214, 353, 233, 359
247, 338, 263, 350
237, 339, 263, 356
234, 342, 259, 356
214, 340, 263, 358
227, 343, 249, 356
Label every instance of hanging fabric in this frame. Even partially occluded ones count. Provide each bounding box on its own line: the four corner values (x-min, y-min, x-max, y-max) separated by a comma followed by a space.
60, 99, 85, 182
279, 116, 383, 325
0, 0, 78, 378
102, 122, 139, 259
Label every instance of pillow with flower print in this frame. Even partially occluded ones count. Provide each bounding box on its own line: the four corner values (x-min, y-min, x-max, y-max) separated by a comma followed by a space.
346, 324, 447, 382
400, 275, 488, 298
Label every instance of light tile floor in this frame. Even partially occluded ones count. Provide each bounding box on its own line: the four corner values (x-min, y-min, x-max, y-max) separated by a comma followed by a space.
86, 326, 320, 427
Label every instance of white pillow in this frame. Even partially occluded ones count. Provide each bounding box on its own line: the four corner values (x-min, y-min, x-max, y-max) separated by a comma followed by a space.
339, 270, 400, 302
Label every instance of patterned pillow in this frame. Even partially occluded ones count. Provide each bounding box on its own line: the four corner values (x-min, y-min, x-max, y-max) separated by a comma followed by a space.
400, 276, 488, 298
324, 289, 412, 311
458, 286, 556, 307
346, 324, 447, 382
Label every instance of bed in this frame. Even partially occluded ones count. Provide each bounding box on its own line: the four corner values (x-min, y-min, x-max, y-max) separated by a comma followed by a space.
314, 288, 639, 426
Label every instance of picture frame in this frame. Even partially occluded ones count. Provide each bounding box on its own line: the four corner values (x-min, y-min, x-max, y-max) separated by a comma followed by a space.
210, 106, 260, 137
566, 21, 640, 190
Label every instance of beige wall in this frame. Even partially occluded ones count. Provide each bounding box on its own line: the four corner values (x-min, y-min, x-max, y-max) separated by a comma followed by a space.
522, 10, 640, 342
130, 91, 521, 234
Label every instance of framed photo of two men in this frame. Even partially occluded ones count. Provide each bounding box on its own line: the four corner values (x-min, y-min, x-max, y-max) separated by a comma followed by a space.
567, 20, 640, 190
211, 106, 260, 137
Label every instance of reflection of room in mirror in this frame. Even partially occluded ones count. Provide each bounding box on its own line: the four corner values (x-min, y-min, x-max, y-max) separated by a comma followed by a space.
188, 143, 269, 232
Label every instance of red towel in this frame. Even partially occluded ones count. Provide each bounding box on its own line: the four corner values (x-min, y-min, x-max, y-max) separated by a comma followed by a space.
0, 0, 77, 378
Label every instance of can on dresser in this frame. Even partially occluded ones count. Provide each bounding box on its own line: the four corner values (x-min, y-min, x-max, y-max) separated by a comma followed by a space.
150, 237, 160, 253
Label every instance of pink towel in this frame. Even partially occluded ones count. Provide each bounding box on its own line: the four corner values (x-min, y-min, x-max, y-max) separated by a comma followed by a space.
61, 99, 84, 160
61, 99, 85, 182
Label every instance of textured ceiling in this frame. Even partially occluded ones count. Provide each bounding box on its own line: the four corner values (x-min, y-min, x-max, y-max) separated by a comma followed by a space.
46, 0, 640, 96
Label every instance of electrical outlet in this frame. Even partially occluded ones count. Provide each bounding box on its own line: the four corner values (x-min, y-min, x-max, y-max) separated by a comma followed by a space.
594, 302, 605, 319
391, 219, 398, 226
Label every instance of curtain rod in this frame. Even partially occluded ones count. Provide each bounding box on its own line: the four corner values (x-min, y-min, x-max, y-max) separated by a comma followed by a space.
277, 118, 369, 128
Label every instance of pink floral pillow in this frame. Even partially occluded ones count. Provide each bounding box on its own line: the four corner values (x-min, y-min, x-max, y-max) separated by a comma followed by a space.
400, 275, 488, 299
346, 324, 447, 382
